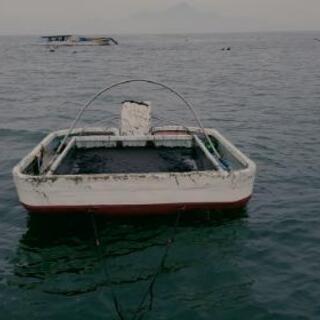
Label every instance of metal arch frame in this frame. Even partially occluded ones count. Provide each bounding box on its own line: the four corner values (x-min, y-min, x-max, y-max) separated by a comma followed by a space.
55, 79, 225, 172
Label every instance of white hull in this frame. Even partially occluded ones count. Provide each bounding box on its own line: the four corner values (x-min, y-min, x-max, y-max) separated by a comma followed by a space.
13, 127, 256, 215
41, 42, 110, 47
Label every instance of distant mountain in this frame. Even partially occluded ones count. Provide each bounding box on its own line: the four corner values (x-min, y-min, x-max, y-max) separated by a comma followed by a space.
106, 2, 267, 34
133, 2, 219, 21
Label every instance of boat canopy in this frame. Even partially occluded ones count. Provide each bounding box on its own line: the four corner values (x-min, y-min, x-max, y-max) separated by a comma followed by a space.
42, 35, 72, 42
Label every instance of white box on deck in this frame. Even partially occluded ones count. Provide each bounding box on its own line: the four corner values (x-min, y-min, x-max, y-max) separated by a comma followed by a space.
120, 101, 151, 136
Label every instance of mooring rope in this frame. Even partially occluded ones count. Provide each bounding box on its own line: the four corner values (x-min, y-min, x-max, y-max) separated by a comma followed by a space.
131, 210, 182, 320
90, 213, 126, 320
90, 210, 182, 320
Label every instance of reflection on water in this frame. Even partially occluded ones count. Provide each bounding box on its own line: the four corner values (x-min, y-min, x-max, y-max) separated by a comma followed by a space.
10, 209, 248, 318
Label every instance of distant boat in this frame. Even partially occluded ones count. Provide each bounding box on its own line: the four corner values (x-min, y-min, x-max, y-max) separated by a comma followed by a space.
40, 35, 118, 46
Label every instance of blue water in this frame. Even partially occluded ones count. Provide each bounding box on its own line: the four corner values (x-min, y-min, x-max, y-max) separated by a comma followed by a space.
1, 32, 320, 319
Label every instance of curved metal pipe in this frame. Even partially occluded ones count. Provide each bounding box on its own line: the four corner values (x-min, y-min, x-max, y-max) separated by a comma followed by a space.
57, 79, 221, 164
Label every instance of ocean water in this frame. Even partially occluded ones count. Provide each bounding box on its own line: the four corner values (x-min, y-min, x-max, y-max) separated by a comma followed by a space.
0, 32, 320, 319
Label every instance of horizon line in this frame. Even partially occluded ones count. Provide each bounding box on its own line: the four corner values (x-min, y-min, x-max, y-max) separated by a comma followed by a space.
1, 29, 320, 37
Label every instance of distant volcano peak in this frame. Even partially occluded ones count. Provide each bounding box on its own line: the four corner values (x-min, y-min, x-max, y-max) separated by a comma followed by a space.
169, 2, 194, 10
164, 2, 199, 14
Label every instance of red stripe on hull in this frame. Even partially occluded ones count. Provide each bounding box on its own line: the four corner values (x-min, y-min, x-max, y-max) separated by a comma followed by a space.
22, 197, 251, 216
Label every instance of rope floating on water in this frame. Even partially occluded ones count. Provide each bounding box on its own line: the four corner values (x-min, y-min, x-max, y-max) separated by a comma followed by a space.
90, 213, 125, 320
90, 209, 182, 320
131, 210, 182, 320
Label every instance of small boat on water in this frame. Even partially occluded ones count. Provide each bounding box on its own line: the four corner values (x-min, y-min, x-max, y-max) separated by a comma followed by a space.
13, 80, 256, 216
40, 34, 118, 46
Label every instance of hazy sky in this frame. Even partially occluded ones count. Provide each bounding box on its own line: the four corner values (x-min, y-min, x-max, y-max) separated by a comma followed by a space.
1, 0, 320, 34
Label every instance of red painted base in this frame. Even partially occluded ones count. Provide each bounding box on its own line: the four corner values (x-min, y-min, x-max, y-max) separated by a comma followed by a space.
22, 196, 251, 216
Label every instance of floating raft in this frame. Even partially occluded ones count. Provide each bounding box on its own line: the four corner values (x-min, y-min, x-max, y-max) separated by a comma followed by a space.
13, 80, 256, 216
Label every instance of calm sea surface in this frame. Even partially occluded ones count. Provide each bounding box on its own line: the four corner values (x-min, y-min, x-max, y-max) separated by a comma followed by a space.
0, 33, 320, 319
